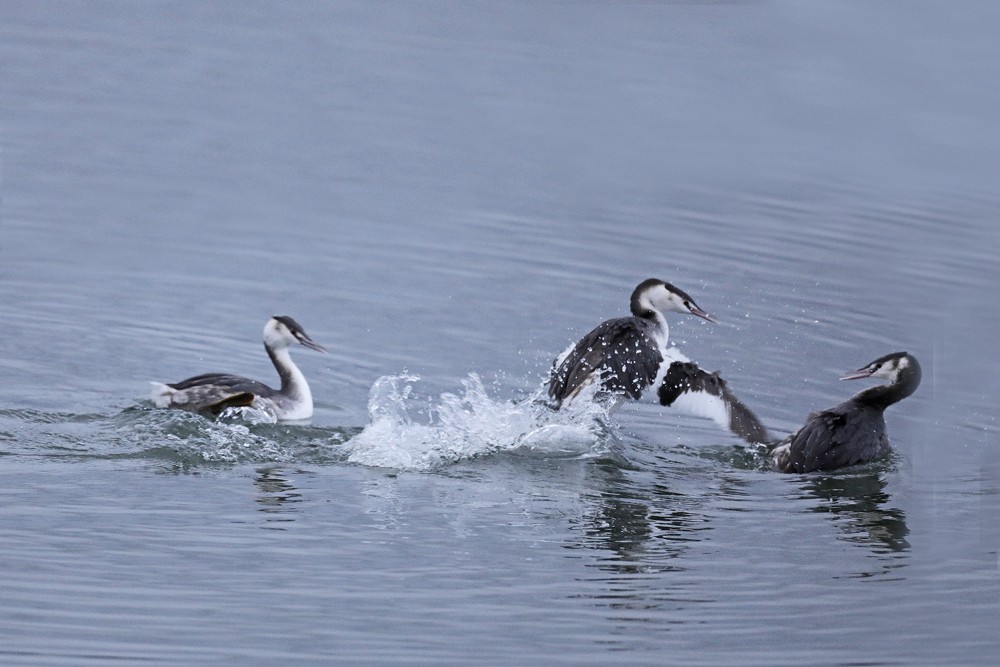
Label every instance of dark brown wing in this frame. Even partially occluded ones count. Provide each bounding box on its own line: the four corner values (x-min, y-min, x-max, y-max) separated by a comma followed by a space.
169, 373, 277, 398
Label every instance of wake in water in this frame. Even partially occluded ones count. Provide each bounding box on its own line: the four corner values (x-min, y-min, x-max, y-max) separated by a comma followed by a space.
343, 373, 619, 470
120, 408, 298, 464
2, 373, 620, 468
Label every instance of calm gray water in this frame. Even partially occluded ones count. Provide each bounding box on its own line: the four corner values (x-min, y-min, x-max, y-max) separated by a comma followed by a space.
3, 2, 999, 664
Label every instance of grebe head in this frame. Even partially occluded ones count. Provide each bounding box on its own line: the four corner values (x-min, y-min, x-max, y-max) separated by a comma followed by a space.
630, 278, 719, 323
840, 351, 915, 382
264, 316, 327, 353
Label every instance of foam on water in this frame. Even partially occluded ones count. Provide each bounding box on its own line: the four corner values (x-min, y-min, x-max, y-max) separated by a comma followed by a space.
218, 402, 279, 425
125, 409, 295, 464
343, 373, 618, 470
0, 406, 300, 464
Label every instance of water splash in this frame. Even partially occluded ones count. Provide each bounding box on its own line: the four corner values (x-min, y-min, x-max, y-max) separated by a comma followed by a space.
1, 380, 616, 469
218, 401, 279, 425
127, 409, 294, 464
343, 373, 617, 470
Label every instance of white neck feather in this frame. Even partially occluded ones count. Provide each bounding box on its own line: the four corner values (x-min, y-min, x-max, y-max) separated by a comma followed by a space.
270, 345, 314, 419
650, 310, 670, 353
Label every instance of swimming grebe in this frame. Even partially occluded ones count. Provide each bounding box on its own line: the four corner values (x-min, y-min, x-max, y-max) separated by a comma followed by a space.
547, 278, 768, 443
771, 351, 921, 472
150, 315, 326, 420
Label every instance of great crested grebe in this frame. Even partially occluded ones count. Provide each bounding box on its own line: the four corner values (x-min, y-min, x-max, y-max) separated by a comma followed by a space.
771, 351, 921, 473
150, 315, 326, 420
547, 278, 767, 443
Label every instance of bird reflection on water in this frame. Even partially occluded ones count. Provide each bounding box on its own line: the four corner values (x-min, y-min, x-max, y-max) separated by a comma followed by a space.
569, 463, 706, 576
254, 467, 303, 525
699, 440, 910, 563
799, 467, 910, 565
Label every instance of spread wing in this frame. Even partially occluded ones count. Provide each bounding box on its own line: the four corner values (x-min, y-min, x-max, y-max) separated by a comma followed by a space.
657, 360, 769, 444
547, 317, 662, 406
772, 404, 888, 472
